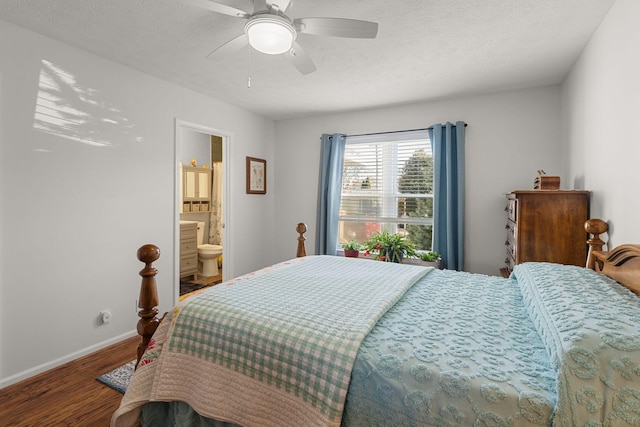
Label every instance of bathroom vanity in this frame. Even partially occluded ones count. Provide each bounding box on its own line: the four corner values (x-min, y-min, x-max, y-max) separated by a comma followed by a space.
179, 221, 198, 279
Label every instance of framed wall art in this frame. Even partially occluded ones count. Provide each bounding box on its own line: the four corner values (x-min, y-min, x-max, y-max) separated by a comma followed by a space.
246, 156, 266, 194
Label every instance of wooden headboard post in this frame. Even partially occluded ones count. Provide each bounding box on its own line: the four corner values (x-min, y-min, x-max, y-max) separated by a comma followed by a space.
585, 218, 608, 270
584, 219, 640, 295
135, 244, 161, 368
296, 223, 307, 257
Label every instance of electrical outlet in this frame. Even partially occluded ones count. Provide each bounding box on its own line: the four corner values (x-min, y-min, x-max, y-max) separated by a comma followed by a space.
100, 310, 112, 324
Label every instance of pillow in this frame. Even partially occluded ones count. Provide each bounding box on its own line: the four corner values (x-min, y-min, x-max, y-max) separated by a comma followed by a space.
512, 262, 640, 426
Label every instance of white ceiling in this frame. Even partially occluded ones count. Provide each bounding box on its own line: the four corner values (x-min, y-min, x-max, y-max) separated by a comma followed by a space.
0, 0, 616, 120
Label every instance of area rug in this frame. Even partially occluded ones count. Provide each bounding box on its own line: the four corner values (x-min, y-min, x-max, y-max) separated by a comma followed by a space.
180, 278, 221, 296
97, 360, 135, 393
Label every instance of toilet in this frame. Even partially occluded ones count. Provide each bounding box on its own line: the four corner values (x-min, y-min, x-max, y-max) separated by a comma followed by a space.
196, 222, 223, 277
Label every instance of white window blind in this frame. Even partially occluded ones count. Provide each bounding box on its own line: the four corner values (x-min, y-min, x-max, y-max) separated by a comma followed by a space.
338, 130, 434, 250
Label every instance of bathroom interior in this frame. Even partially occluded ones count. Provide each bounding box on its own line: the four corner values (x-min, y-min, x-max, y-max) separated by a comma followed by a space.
179, 128, 224, 296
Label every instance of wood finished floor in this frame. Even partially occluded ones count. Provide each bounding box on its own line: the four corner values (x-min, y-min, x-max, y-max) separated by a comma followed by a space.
1, 281, 221, 426
0, 336, 139, 426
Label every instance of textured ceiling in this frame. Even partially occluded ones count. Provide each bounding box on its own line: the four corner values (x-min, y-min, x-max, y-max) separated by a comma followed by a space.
0, 0, 616, 120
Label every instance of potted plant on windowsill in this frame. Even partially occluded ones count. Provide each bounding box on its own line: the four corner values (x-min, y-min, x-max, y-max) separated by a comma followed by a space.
363, 230, 416, 263
342, 241, 362, 258
405, 251, 442, 269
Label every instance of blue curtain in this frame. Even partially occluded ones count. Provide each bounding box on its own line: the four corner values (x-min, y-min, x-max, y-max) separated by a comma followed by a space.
316, 133, 346, 255
429, 122, 466, 270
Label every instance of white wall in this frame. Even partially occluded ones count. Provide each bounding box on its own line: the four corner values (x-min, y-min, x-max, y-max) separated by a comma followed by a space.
0, 20, 276, 387
274, 86, 564, 274
562, 0, 640, 247
5, 0, 631, 387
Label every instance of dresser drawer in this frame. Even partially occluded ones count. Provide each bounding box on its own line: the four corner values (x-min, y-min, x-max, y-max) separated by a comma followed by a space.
180, 226, 197, 241
506, 198, 517, 222
505, 232, 516, 261
180, 239, 197, 255
505, 219, 516, 240
180, 254, 198, 275
180, 255, 198, 272
504, 250, 515, 274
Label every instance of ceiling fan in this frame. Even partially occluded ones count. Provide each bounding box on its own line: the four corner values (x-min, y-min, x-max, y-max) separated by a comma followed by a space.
183, 0, 379, 74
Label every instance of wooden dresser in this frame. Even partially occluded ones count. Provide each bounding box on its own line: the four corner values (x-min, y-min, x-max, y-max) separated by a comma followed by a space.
180, 222, 198, 280
501, 190, 590, 277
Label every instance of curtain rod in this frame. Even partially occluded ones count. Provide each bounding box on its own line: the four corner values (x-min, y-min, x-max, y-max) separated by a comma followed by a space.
347, 123, 467, 138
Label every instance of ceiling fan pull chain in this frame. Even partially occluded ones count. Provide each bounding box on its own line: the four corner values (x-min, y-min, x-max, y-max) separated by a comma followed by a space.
247, 47, 253, 88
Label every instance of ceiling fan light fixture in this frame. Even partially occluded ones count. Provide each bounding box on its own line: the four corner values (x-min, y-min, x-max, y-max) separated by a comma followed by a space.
245, 15, 295, 55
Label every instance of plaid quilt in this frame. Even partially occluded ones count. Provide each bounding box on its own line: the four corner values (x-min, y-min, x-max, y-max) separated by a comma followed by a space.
113, 255, 431, 427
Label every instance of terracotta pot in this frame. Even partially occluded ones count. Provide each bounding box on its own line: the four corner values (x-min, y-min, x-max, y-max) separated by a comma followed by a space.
344, 249, 360, 258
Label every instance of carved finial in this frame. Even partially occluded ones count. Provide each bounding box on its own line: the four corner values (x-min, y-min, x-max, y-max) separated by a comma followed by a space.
585, 218, 607, 236
296, 223, 307, 257
585, 219, 608, 269
137, 244, 160, 267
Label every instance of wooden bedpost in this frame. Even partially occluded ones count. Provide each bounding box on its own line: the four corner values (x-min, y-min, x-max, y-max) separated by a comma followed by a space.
136, 244, 161, 369
585, 218, 608, 270
296, 223, 307, 257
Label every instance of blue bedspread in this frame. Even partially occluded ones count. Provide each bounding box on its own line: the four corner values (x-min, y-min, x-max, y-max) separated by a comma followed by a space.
343, 268, 556, 426
123, 260, 640, 427
513, 262, 640, 426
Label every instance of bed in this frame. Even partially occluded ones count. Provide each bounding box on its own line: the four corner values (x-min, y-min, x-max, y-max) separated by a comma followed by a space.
113, 219, 640, 426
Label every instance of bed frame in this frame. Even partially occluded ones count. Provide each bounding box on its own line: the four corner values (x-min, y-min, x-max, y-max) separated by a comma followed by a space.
132, 223, 310, 367
133, 219, 640, 367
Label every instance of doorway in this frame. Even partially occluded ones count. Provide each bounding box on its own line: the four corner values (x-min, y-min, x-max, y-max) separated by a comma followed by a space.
174, 120, 230, 302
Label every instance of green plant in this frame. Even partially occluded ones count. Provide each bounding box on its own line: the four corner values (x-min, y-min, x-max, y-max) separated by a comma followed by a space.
418, 251, 441, 262
364, 230, 416, 263
342, 240, 362, 251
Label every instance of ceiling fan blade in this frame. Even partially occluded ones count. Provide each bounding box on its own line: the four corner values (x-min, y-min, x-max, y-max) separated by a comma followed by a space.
181, 0, 251, 18
205, 34, 249, 60
285, 42, 316, 75
254, 0, 267, 13
294, 17, 378, 38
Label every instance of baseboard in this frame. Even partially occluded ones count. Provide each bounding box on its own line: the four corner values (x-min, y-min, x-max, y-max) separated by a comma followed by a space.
0, 329, 137, 389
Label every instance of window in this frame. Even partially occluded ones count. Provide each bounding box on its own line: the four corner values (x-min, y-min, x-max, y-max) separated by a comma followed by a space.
338, 130, 434, 251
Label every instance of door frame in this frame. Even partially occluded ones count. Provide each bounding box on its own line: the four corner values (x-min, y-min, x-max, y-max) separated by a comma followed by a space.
174, 119, 232, 304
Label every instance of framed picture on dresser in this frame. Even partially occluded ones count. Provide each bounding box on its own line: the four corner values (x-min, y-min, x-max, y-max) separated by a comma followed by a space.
246, 156, 266, 194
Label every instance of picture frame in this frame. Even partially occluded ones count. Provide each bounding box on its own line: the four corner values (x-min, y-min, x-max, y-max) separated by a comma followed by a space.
246, 156, 266, 194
